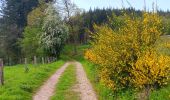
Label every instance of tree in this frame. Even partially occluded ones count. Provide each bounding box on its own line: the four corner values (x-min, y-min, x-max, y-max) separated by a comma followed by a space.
20, 27, 43, 59
40, 4, 68, 58
20, 3, 46, 59
0, 0, 39, 64
69, 12, 85, 44
57, 0, 81, 54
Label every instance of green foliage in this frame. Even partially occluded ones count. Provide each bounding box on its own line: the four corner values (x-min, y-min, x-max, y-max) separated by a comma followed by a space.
0, 0, 39, 64
156, 36, 170, 56
20, 3, 68, 58
108, 13, 125, 31
27, 4, 46, 27
20, 27, 43, 58
162, 18, 170, 35
19, 4, 46, 58
150, 84, 170, 100
0, 60, 65, 100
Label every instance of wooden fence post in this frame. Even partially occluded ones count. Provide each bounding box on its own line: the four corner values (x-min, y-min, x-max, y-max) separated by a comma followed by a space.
9, 57, 11, 66
47, 57, 50, 63
19, 58, 22, 64
42, 57, 45, 64
34, 56, 37, 65
24, 58, 29, 73
0, 58, 4, 85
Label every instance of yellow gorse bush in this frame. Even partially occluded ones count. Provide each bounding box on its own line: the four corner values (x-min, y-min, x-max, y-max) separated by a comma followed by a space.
85, 12, 170, 91
131, 49, 170, 89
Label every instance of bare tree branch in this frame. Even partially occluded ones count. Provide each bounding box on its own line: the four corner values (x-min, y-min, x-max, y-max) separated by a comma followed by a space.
55, 0, 79, 20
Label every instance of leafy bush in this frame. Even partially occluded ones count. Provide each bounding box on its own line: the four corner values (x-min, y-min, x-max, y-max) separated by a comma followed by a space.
20, 26, 43, 58
85, 12, 170, 91
20, 4, 68, 59
40, 4, 69, 58
19, 4, 46, 59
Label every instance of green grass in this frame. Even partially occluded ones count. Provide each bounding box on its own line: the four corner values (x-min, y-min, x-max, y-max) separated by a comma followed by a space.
0, 60, 65, 100
61, 44, 90, 61
51, 64, 79, 100
150, 85, 170, 100
156, 36, 170, 55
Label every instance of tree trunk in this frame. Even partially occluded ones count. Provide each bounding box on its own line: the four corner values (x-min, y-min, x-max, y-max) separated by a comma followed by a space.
19, 58, 21, 64
9, 57, 11, 66
73, 36, 77, 55
34, 56, 37, 65
7, 56, 9, 66
0, 58, 4, 85
42, 57, 45, 64
71, 24, 77, 55
24, 58, 29, 73
146, 85, 151, 100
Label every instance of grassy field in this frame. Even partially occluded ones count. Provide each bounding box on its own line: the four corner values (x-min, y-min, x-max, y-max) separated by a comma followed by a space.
156, 36, 170, 55
0, 60, 65, 100
51, 64, 79, 100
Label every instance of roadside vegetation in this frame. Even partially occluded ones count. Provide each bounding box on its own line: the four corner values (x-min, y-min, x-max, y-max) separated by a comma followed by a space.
0, 61, 65, 100
84, 12, 170, 99
61, 42, 170, 100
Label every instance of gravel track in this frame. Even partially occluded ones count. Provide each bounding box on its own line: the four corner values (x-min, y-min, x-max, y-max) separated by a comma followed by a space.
33, 61, 97, 100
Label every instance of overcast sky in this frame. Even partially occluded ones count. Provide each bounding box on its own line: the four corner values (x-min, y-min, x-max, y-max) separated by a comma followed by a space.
72, 0, 170, 11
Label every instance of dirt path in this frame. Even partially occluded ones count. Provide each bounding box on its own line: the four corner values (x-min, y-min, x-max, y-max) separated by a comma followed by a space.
33, 62, 70, 100
75, 62, 98, 100
33, 61, 97, 100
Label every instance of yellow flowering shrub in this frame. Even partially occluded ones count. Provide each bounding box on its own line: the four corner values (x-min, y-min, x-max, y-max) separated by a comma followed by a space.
85, 12, 170, 91
84, 49, 97, 62
131, 49, 170, 89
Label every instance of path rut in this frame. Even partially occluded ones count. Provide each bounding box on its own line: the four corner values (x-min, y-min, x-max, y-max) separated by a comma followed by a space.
75, 62, 98, 100
33, 61, 97, 100
33, 62, 69, 100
